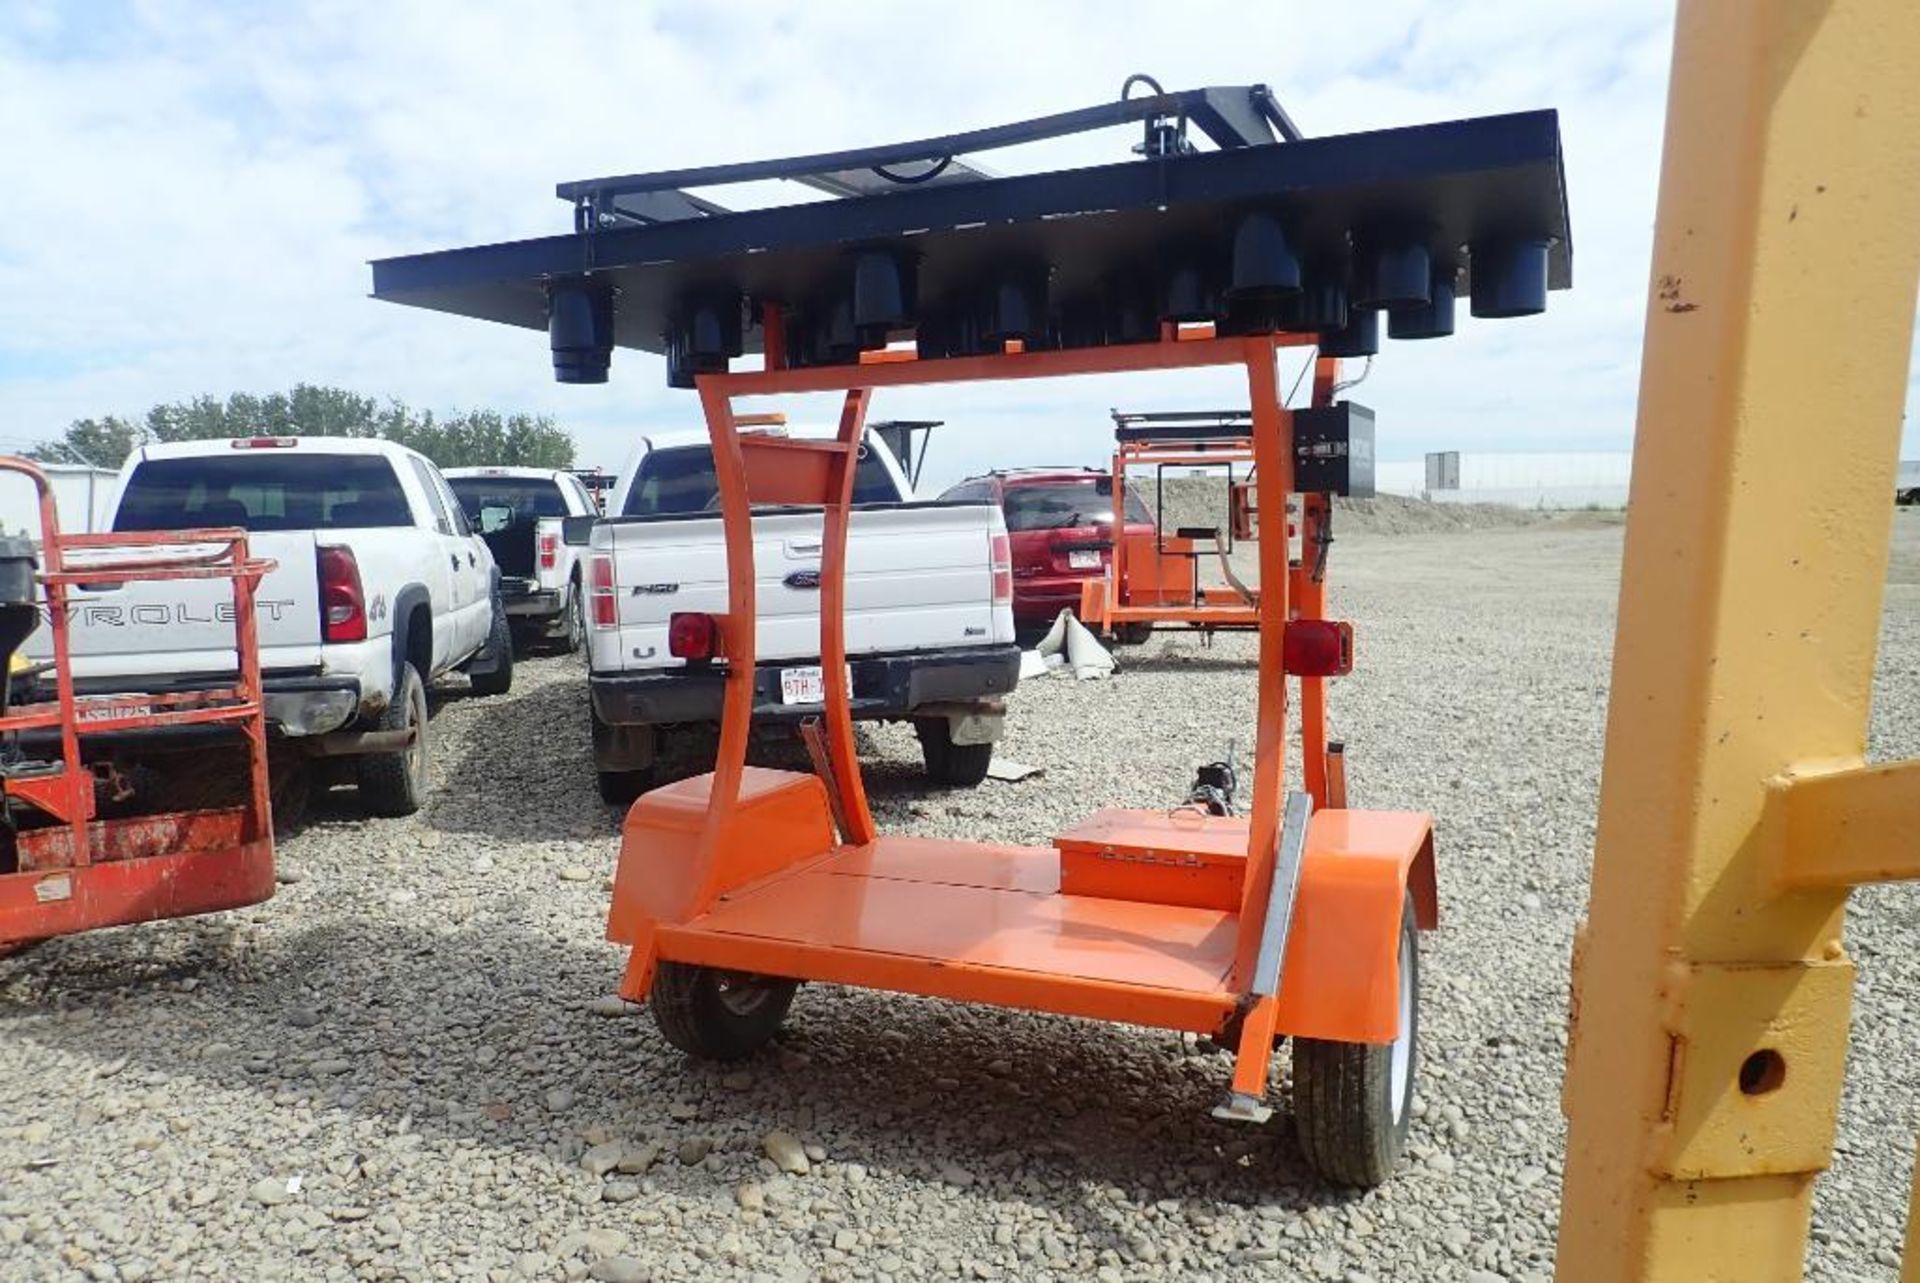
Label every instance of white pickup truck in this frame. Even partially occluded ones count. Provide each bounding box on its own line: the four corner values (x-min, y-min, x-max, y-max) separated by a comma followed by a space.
21, 436, 515, 820
445, 466, 597, 653
573, 425, 1020, 803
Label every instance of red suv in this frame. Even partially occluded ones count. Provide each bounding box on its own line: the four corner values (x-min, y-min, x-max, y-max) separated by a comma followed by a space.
940, 468, 1156, 631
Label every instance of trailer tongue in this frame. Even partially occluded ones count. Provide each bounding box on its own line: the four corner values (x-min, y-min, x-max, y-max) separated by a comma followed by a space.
369, 80, 1570, 1186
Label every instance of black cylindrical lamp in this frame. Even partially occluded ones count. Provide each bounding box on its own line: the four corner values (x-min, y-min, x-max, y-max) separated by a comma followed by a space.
1469, 238, 1551, 318
549, 277, 615, 384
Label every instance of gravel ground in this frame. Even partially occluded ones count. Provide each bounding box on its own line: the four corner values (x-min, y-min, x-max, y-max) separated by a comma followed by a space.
2, 510, 1915, 1283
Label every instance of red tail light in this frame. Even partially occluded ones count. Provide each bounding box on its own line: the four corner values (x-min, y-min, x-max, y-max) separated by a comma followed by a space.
668, 612, 717, 660
317, 545, 366, 643
589, 553, 617, 628
538, 531, 559, 571
1282, 619, 1354, 677
989, 532, 1012, 603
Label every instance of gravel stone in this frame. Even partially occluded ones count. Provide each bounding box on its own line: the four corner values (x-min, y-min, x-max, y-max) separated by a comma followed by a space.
248, 1176, 292, 1207
589, 1258, 648, 1283
1, 513, 1912, 1282
762, 1130, 809, 1175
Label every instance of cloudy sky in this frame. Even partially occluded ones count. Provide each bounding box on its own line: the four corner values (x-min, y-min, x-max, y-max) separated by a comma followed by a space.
1, 1, 1912, 487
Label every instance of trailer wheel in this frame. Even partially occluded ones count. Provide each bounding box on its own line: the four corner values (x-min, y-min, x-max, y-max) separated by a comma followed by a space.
357, 663, 429, 817
915, 717, 992, 787
1113, 621, 1155, 646
1291, 892, 1419, 1187
649, 961, 797, 1061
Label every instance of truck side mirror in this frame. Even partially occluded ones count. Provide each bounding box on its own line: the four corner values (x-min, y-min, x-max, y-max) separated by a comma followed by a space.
561, 515, 598, 547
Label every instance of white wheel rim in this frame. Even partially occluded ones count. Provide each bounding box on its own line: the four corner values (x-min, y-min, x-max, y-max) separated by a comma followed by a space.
407, 683, 428, 784
715, 972, 773, 1017
1389, 924, 1414, 1123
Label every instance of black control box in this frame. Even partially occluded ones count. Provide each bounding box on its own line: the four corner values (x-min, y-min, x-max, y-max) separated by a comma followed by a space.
1292, 402, 1375, 498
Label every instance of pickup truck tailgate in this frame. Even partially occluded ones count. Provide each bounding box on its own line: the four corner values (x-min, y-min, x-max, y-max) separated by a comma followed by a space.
25, 531, 324, 681
603, 505, 1004, 667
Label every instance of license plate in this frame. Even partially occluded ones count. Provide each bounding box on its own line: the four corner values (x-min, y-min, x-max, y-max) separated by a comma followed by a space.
1068, 549, 1100, 569
778, 665, 851, 705
78, 700, 151, 724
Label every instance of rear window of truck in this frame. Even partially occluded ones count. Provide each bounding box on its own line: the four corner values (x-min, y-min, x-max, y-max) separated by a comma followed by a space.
621, 442, 900, 516
113, 455, 414, 532
448, 476, 568, 529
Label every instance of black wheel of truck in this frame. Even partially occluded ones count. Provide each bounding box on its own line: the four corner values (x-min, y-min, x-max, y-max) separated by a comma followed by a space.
1292, 892, 1419, 1187
469, 604, 514, 697
1113, 621, 1155, 646
357, 662, 429, 817
650, 961, 797, 1061
597, 766, 655, 807
915, 717, 993, 788
558, 579, 586, 655
268, 747, 313, 834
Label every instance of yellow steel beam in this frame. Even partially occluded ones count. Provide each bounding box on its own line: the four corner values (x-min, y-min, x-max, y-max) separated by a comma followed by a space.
1768, 759, 1920, 890
1556, 2, 1920, 1280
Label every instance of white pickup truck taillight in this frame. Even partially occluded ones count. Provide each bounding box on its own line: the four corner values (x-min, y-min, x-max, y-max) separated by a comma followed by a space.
990, 532, 1012, 603
538, 531, 559, 571
317, 545, 367, 643
589, 553, 617, 628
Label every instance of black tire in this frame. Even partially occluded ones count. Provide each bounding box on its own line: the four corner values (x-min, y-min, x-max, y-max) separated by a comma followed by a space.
597, 766, 654, 807
649, 961, 797, 1061
269, 752, 313, 834
357, 663, 430, 818
1113, 621, 1155, 646
469, 606, 514, 697
593, 709, 655, 805
556, 579, 586, 655
915, 717, 992, 787
1292, 892, 1420, 1187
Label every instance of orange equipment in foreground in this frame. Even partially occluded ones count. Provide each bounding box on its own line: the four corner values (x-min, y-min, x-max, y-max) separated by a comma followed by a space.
606, 332, 1438, 1186
0, 458, 277, 958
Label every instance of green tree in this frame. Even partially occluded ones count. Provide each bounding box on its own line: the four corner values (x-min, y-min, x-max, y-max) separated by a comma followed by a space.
33, 386, 575, 470
28, 416, 143, 468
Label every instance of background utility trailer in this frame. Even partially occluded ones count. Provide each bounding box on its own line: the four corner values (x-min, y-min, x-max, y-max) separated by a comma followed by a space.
0, 458, 276, 958
1079, 402, 1373, 645
1079, 408, 1262, 642
369, 81, 1570, 1184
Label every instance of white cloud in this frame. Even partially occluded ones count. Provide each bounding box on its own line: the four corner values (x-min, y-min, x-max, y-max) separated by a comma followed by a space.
0, 0, 1911, 487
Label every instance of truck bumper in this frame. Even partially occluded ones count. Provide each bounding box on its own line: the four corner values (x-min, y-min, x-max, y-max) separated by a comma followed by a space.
263, 677, 361, 736
502, 582, 562, 619
12, 672, 362, 750
589, 643, 1022, 727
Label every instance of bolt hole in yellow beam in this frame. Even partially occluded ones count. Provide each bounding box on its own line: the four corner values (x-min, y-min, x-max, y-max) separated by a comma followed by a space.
1738, 1048, 1787, 1097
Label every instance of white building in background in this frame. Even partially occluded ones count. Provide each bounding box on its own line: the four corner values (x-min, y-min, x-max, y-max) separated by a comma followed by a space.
1376, 451, 1633, 509
0, 464, 118, 537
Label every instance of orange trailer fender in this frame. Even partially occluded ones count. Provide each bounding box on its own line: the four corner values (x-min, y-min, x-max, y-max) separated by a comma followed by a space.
1269, 809, 1437, 1045
607, 768, 838, 1001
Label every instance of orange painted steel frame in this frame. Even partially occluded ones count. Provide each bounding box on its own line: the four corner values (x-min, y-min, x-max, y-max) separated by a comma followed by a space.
0, 457, 277, 948
610, 334, 1433, 1078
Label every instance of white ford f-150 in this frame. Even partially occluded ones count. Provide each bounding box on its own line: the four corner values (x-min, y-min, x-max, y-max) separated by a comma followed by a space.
572, 425, 1020, 803
445, 466, 598, 654
22, 436, 515, 819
